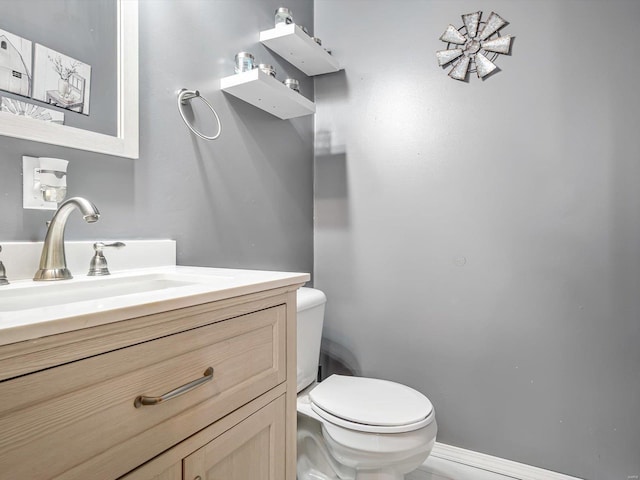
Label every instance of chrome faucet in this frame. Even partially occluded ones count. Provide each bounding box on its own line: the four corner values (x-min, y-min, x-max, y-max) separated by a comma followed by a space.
33, 197, 100, 281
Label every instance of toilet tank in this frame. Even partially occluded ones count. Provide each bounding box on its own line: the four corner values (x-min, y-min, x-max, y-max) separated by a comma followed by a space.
296, 287, 327, 392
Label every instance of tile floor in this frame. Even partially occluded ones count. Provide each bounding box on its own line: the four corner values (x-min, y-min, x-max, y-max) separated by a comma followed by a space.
406, 456, 517, 480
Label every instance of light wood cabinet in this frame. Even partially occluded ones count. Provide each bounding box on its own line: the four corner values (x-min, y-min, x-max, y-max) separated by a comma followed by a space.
0, 284, 302, 480
130, 395, 286, 480
184, 395, 285, 480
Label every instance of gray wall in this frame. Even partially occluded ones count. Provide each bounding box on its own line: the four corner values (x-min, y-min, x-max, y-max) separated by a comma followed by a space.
314, 1, 640, 479
0, 0, 314, 276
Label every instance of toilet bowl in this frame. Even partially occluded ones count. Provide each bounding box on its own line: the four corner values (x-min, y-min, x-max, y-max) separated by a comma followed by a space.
296, 287, 437, 480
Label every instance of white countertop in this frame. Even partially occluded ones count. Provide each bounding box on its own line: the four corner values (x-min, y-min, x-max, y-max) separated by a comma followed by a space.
0, 266, 309, 347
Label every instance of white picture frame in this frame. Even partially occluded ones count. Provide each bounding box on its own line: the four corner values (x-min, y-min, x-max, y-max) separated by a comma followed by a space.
0, 0, 138, 159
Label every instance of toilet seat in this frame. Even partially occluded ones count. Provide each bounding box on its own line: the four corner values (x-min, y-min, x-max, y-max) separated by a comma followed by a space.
309, 375, 435, 434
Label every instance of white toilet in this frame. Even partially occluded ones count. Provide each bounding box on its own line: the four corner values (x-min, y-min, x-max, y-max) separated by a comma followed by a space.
296, 287, 437, 480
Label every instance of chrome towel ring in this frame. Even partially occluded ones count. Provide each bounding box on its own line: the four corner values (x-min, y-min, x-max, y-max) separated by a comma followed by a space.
177, 89, 222, 140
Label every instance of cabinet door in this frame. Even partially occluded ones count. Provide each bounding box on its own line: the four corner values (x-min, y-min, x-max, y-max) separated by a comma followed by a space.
147, 464, 181, 480
183, 396, 285, 480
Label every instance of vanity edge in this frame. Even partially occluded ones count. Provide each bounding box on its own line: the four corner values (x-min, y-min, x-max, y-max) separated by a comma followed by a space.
0, 266, 309, 348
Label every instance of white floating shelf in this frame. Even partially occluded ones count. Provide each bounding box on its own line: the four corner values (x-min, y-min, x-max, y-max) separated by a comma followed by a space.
260, 24, 341, 76
220, 69, 315, 120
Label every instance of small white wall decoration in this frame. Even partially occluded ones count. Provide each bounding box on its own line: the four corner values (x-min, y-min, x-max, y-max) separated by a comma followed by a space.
436, 11, 513, 82
1, 96, 64, 124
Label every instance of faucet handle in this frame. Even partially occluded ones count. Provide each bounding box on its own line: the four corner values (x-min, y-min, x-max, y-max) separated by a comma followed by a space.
93, 241, 126, 252
88, 242, 126, 276
0, 245, 8, 286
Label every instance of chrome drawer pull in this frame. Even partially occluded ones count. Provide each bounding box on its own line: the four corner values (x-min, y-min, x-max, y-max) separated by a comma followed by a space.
134, 367, 214, 408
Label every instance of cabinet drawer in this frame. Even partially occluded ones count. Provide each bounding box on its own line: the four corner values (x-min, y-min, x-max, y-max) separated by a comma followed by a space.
0, 304, 286, 480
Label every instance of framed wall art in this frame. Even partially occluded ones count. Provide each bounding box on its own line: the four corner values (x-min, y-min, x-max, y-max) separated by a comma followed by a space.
0, 28, 32, 97
32, 44, 91, 115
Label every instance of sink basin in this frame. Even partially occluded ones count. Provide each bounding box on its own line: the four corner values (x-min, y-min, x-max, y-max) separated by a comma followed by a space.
0, 273, 207, 312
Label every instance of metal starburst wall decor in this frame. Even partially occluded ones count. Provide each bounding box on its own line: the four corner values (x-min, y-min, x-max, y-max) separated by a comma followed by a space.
436, 11, 513, 81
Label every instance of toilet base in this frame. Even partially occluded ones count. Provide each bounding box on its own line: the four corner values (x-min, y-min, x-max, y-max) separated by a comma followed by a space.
297, 405, 436, 480
298, 413, 353, 480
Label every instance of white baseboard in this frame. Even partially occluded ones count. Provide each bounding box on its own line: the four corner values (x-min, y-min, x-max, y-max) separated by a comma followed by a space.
417, 442, 583, 480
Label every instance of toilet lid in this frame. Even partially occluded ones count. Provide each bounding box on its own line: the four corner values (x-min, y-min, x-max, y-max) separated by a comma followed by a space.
309, 375, 433, 430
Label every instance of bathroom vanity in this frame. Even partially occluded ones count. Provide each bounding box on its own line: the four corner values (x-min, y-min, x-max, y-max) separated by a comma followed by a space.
0, 266, 308, 480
